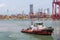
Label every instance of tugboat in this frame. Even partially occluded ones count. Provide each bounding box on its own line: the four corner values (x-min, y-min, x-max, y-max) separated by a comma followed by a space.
21, 22, 54, 35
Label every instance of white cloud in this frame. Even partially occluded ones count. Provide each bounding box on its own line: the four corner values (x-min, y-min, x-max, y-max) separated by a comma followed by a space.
0, 3, 6, 8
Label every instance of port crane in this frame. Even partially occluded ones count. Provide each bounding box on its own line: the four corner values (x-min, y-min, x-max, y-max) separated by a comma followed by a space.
52, 0, 60, 19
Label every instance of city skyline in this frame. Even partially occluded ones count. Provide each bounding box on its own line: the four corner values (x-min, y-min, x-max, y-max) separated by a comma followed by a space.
0, 0, 52, 15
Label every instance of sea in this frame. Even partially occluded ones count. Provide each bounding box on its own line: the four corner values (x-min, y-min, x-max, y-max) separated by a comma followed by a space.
0, 19, 60, 40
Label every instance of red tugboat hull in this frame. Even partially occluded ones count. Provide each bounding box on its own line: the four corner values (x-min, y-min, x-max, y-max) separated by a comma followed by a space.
21, 28, 54, 35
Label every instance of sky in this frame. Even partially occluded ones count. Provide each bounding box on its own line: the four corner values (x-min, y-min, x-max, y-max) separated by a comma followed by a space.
0, 0, 52, 15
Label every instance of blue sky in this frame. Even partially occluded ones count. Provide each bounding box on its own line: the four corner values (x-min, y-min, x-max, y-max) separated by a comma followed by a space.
0, 0, 52, 15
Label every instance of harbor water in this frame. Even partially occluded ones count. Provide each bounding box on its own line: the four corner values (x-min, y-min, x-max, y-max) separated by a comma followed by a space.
0, 19, 60, 40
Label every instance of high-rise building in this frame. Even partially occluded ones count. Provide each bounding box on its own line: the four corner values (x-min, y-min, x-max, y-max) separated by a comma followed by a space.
30, 4, 33, 13
29, 4, 34, 18
47, 8, 50, 14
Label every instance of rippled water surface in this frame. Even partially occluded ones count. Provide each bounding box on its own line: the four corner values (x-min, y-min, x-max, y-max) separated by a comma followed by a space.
0, 19, 60, 40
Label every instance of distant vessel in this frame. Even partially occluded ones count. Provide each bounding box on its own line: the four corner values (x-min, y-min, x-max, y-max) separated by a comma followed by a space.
21, 22, 54, 35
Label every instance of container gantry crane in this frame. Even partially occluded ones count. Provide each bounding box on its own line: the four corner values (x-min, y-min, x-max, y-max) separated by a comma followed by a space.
52, 0, 60, 19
